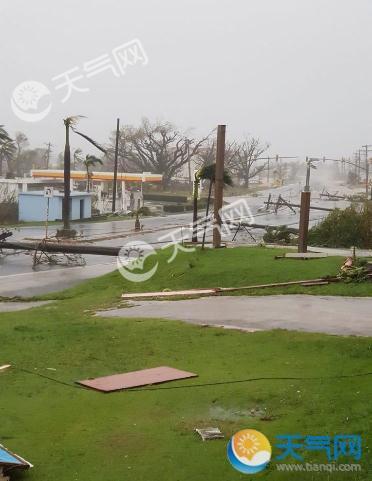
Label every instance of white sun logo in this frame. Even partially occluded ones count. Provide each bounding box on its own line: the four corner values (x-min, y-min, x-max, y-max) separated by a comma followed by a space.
15, 84, 40, 110
11, 80, 52, 122
237, 432, 260, 457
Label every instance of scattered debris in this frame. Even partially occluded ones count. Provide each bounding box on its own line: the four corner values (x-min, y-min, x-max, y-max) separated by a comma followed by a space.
122, 277, 340, 299
0, 231, 12, 242
195, 427, 224, 441
77, 366, 197, 392
338, 257, 372, 283
0, 444, 32, 478
320, 189, 346, 201
122, 288, 217, 299
0, 365, 11, 373
275, 252, 328, 260
263, 194, 334, 212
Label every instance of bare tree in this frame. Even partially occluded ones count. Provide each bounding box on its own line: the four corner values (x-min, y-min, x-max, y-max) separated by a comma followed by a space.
14, 132, 29, 176
0, 126, 16, 176
195, 139, 239, 169
128, 118, 209, 188
232, 137, 269, 188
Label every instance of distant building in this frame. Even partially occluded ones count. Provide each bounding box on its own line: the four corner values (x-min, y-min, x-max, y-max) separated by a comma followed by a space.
0, 177, 63, 202
18, 191, 92, 222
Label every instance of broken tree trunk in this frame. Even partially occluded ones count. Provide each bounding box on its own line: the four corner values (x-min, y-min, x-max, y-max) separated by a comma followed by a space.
0, 241, 121, 257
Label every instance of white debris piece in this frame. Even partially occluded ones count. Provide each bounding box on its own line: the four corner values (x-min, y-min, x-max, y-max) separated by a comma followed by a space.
195, 427, 224, 441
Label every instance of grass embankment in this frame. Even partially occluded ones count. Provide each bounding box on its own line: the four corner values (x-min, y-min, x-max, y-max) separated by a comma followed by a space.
43, 245, 372, 301
0, 247, 371, 480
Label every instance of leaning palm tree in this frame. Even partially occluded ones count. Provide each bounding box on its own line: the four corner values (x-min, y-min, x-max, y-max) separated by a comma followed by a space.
61, 116, 82, 233
61, 116, 107, 235
82, 155, 103, 192
0, 139, 16, 177
0, 126, 15, 176
72, 148, 83, 170
0, 125, 12, 143
197, 163, 233, 248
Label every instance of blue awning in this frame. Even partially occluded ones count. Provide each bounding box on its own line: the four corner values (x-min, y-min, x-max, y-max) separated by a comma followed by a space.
0, 445, 32, 469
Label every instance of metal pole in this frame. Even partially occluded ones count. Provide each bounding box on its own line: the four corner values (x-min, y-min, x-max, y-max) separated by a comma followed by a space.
365, 145, 369, 198
45, 197, 50, 239
304, 157, 310, 191
213, 125, 226, 248
112, 118, 120, 212
192, 174, 199, 243
45, 142, 52, 169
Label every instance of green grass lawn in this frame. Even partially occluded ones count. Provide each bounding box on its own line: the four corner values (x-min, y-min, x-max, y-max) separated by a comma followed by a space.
42, 245, 372, 301
1, 247, 371, 480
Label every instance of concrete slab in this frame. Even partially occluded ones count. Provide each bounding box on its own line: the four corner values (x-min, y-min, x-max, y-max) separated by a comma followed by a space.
97, 295, 372, 337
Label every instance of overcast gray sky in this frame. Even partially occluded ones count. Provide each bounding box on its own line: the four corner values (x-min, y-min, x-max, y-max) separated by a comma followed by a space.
1, 0, 372, 162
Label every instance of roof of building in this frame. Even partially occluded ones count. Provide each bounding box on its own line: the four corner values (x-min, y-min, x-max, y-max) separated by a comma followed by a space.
31, 170, 163, 182
19, 191, 92, 197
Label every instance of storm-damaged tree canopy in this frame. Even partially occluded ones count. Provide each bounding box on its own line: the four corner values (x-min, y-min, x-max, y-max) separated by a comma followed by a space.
126, 118, 210, 187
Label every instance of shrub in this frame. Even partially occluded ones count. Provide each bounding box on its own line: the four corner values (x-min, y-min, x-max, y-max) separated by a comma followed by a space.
144, 193, 188, 203
263, 226, 296, 245
308, 203, 372, 248
0, 186, 18, 223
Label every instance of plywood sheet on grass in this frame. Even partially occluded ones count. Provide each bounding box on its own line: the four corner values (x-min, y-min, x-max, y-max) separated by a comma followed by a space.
78, 366, 197, 392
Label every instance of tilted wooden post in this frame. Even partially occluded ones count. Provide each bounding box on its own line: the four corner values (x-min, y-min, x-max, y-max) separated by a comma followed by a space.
213, 125, 226, 248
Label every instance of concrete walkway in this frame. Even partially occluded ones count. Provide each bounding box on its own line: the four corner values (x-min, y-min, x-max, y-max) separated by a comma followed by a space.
98, 295, 372, 337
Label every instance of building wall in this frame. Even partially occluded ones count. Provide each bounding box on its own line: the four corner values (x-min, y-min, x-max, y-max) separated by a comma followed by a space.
18, 193, 91, 221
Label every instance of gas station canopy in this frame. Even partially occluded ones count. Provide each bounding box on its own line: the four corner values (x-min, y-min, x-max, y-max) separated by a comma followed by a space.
31, 170, 163, 183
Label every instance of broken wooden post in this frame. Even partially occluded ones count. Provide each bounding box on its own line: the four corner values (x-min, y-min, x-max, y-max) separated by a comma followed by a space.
213, 125, 226, 248
265, 193, 272, 211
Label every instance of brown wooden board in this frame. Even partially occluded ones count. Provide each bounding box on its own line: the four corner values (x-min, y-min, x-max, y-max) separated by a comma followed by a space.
77, 366, 197, 392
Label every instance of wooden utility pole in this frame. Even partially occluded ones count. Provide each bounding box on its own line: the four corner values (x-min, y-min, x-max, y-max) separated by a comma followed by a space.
298, 191, 311, 252
112, 118, 120, 212
213, 125, 226, 248
62, 121, 71, 233
298, 157, 312, 253
44, 142, 52, 169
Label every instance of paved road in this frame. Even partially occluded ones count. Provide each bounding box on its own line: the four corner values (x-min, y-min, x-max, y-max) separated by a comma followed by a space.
98, 295, 372, 337
0, 181, 361, 297
0, 261, 117, 298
